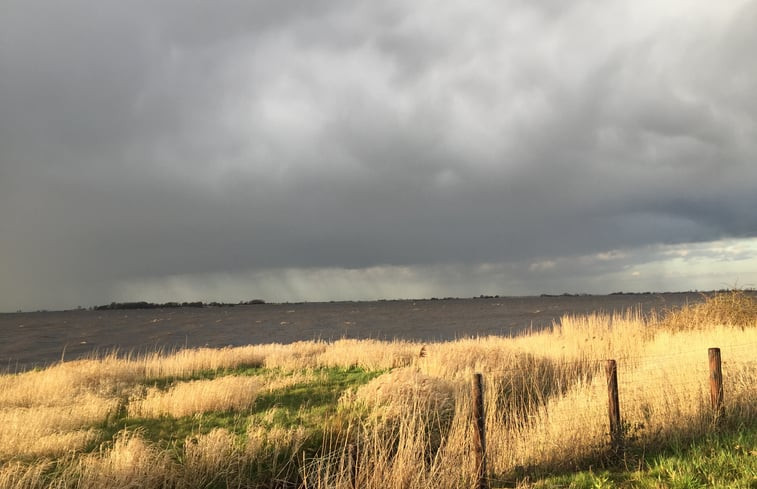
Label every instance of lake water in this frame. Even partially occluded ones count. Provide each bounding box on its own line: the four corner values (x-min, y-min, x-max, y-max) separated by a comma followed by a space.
0, 292, 705, 371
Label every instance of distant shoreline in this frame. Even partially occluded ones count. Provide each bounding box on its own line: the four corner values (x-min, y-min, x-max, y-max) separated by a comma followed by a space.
5, 289, 750, 315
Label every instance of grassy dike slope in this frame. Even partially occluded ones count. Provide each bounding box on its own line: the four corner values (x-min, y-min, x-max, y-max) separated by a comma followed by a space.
0, 292, 755, 488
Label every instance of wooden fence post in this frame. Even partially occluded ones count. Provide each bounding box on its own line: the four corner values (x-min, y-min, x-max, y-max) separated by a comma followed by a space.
605, 360, 622, 453
708, 348, 724, 421
471, 373, 489, 489
347, 443, 358, 489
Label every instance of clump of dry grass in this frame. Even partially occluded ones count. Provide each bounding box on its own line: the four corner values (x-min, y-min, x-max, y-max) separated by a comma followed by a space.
248, 338, 418, 372
261, 369, 320, 392
138, 344, 269, 378
317, 339, 418, 370
509, 308, 653, 362
415, 336, 519, 380
0, 359, 137, 408
0, 405, 112, 458
21, 430, 101, 460
0, 460, 52, 489
345, 367, 455, 420
262, 341, 329, 370
246, 424, 310, 482
661, 290, 757, 331
246, 424, 309, 458
0, 345, 263, 408
74, 432, 177, 489
0, 391, 118, 458
0, 395, 117, 432
128, 376, 260, 418
181, 428, 241, 487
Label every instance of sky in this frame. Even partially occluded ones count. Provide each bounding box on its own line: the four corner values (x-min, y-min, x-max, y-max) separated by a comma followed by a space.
1, 0, 757, 311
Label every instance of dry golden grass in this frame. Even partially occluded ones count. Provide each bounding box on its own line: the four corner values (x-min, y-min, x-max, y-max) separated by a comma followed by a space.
138, 344, 269, 378
256, 338, 418, 371
0, 460, 51, 489
21, 430, 101, 460
246, 424, 309, 457
260, 369, 320, 392
0, 391, 118, 458
246, 424, 310, 483
0, 395, 117, 430
0, 359, 134, 407
74, 432, 176, 489
317, 339, 418, 370
345, 367, 455, 420
0, 345, 268, 409
180, 428, 240, 487
661, 289, 757, 331
0, 291, 754, 488
128, 376, 261, 418
262, 341, 328, 370
0, 344, 269, 403
508, 308, 653, 363
0, 407, 111, 458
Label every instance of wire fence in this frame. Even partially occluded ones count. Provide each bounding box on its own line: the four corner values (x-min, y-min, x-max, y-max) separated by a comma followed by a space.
464, 343, 756, 489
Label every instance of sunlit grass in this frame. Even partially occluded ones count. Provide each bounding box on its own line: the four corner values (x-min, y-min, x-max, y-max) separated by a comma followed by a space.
128, 376, 262, 418
530, 428, 757, 488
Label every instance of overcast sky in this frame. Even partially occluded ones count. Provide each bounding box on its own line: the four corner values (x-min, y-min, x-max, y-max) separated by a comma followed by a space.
2, 0, 757, 311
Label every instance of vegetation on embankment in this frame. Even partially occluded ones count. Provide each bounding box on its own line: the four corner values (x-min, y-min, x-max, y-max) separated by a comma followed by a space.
531, 428, 757, 488
0, 291, 755, 488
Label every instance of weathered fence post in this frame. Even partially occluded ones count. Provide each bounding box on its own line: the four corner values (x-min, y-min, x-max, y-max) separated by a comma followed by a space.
471, 373, 489, 489
347, 443, 358, 489
708, 347, 724, 422
605, 359, 622, 453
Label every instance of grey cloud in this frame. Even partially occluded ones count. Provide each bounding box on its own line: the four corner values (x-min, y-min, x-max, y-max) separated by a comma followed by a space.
2, 0, 757, 310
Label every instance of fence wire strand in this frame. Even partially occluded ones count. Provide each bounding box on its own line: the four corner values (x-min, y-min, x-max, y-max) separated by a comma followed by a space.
474, 341, 755, 378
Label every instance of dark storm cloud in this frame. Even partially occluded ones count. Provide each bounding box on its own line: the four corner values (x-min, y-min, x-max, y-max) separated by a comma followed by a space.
1, 0, 756, 310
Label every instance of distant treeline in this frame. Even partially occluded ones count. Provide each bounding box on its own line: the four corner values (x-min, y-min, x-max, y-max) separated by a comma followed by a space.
541, 289, 754, 298
93, 300, 265, 311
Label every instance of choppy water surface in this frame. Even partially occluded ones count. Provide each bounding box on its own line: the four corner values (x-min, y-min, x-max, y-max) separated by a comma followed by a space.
0, 293, 705, 370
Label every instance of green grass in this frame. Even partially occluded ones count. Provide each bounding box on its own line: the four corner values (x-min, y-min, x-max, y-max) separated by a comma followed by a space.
250, 366, 383, 428
527, 428, 757, 489
142, 364, 267, 390
93, 366, 383, 454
